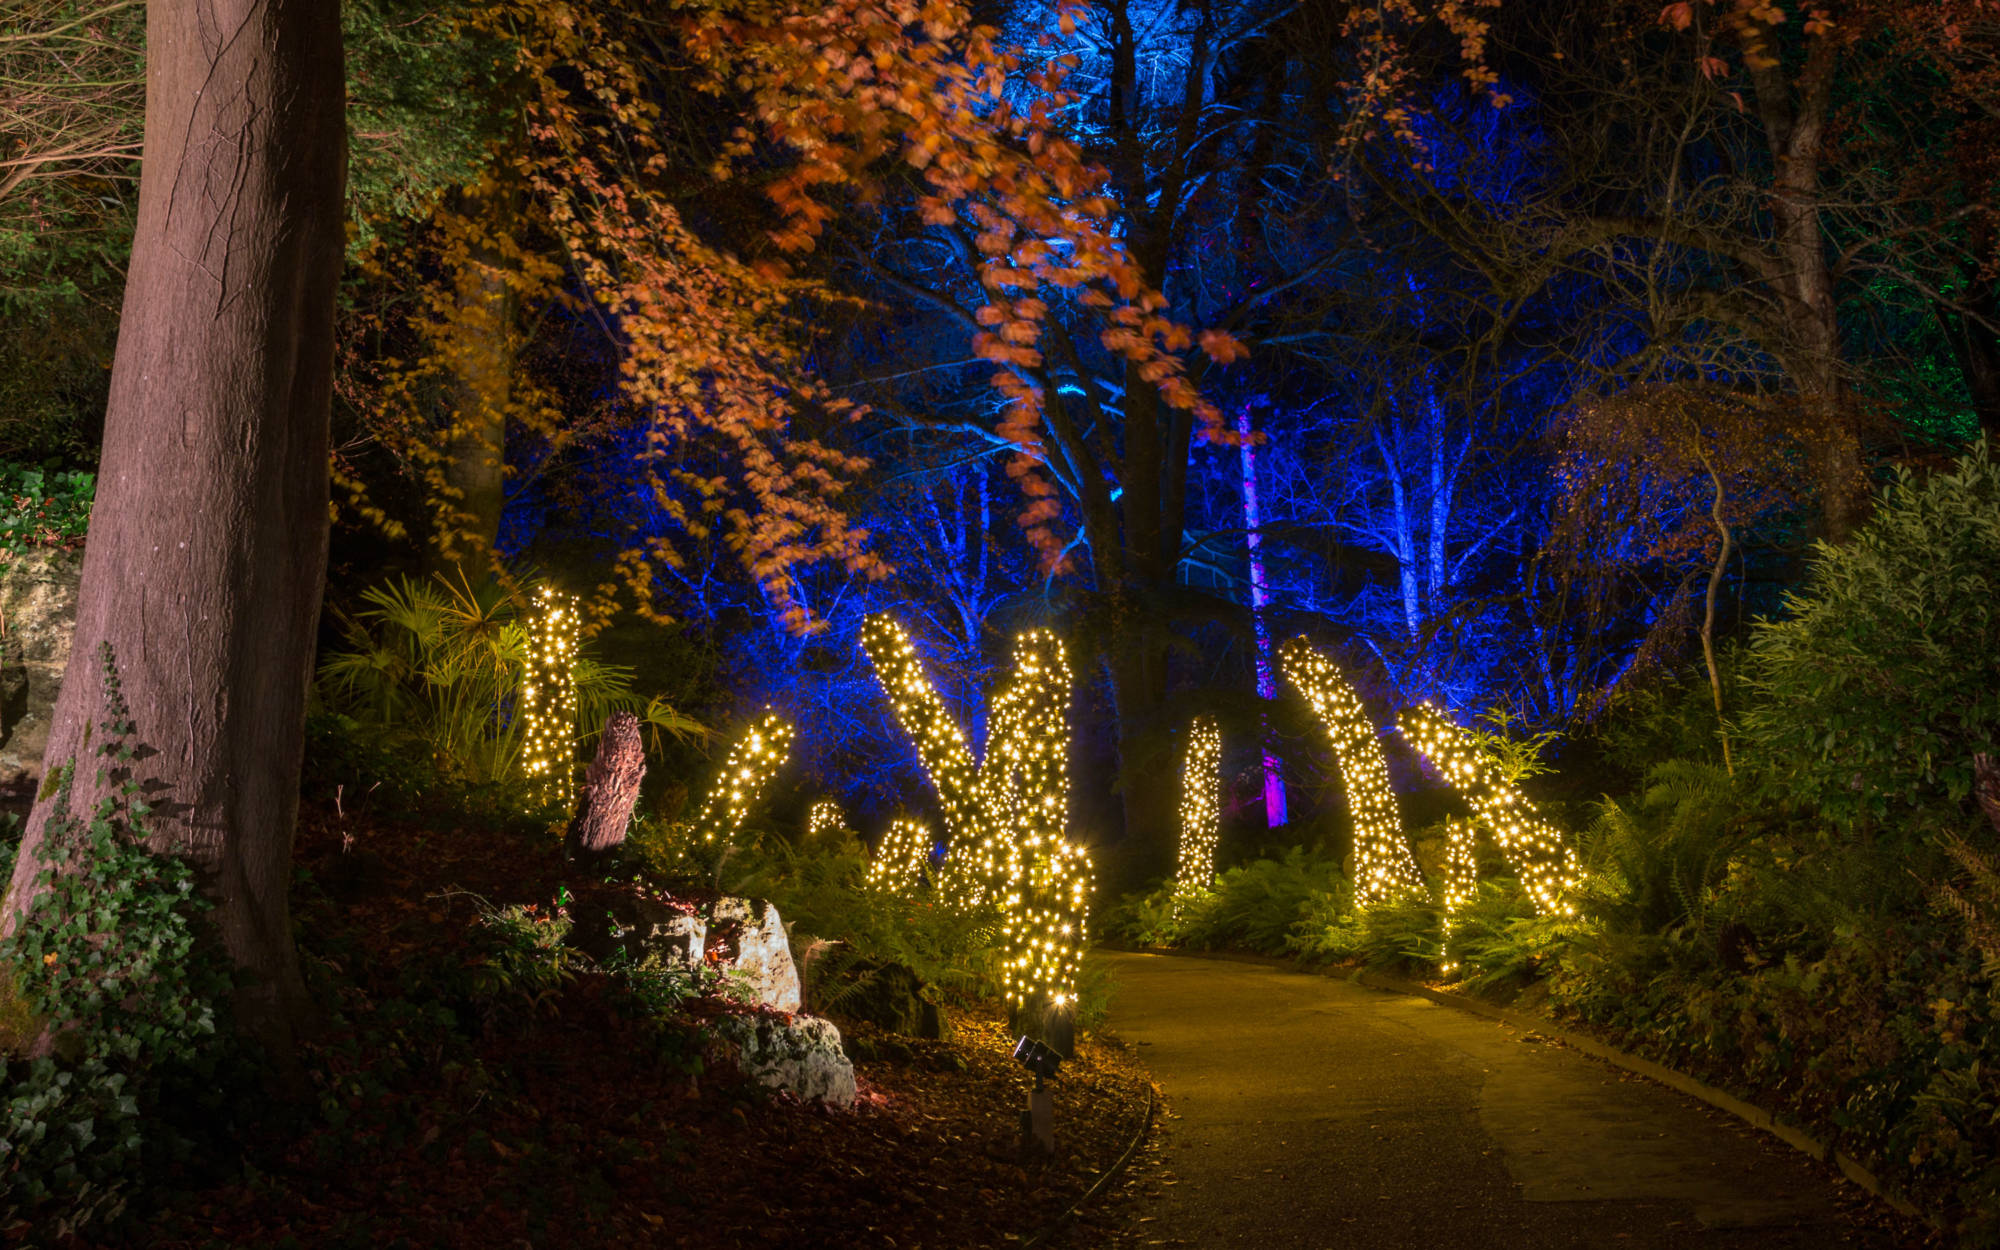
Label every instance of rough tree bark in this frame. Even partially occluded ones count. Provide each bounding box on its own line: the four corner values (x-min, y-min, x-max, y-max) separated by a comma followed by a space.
565, 711, 646, 863
1741, 13, 1863, 542
0, 0, 347, 1053
428, 204, 515, 586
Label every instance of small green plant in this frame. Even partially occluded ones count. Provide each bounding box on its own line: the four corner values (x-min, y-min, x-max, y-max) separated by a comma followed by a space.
1462, 707, 1561, 788
1101, 879, 1196, 948
0, 460, 92, 568
1183, 847, 1349, 953
463, 896, 585, 1019
0, 643, 226, 1232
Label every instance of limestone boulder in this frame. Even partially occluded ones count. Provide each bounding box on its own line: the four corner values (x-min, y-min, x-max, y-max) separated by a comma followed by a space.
708, 897, 802, 1013
571, 893, 706, 974
637, 905, 705, 973
714, 1013, 856, 1107
0, 551, 81, 793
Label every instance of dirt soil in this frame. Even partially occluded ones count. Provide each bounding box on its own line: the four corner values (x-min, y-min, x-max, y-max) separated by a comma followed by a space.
53, 804, 1154, 1249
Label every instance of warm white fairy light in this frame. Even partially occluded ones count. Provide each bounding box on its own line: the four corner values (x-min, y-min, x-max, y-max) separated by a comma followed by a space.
520, 584, 579, 809
866, 816, 932, 895
860, 615, 981, 896
1441, 817, 1479, 939
861, 615, 1093, 1010
806, 798, 847, 843
1175, 716, 1222, 907
1399, 702, 1580, 916
690, 711, 795, 846
1279, 638, 1425, 907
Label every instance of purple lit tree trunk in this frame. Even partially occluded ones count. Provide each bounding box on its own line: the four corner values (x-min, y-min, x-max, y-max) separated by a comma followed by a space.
1238, 404, 1287, 829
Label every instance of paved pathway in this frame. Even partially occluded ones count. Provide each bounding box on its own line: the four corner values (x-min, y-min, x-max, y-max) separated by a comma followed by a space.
1096, 951, 1917, 1249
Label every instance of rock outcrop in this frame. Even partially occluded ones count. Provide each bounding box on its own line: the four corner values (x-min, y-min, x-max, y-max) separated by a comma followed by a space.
708, 897, 802, 1014
714, 1013, 856, 1107
0, 551, 81, 794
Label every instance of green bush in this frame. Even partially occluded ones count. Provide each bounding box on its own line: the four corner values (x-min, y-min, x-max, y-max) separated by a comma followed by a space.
0, 645, 226, 1233
1741, 440, 2000, 830
1573, 759, 1740, 939
1181, 846, 1349, 953
0, 460, 92, 568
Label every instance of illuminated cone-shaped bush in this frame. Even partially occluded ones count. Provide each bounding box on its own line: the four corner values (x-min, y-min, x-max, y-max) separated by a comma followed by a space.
691, 711, 795, 848
1399, 702, 1579, 916
521, 585, 580, 809
866, 816, 932, 895
1176, 716, 1222, 906
1279, 638, 1424, 907
805, 798, 848, 843
863, 616, 1093, 1010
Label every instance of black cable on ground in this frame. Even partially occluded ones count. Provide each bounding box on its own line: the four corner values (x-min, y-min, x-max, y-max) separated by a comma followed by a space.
1015, 1081, 1159, 1248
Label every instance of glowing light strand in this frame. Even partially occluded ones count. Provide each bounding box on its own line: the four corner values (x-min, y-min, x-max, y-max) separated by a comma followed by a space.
862, 615, 1093, 1010
806, 798, 847, 843
690, 711, 796, 847
520, 585, 579, 810
866, 816, 932, 895
1175, 716, 1222, 908
1398, 702, 1580, 917
1278, 638, 1425, 908
1441, 817, 1479, 939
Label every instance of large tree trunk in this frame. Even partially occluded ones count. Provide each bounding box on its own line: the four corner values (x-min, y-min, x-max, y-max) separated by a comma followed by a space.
1105, 608, 1177, 883
429, 215, 514, 585
1939, 291, 2000, 443
1747, 19, 1863, 542
0, 0, 346, 1054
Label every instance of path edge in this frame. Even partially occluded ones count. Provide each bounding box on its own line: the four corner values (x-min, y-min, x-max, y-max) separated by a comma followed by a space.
1013, 1079, 1158, 1248
1349, 968, 1931, 1226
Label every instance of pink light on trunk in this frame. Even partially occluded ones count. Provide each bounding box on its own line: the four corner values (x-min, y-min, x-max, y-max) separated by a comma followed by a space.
1239, 404, 1288, 828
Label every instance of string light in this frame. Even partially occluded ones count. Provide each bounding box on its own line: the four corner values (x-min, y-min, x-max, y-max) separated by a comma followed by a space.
806, 798, 847, 843
1441, 817, 1479, 940
861, 615, 1093, 1010
866, 816, 932, 895
1175, 716, 1222, 909
1279, 638, 1425, 907
1399, 702, 1580, 916
520, 584, 579, 810
859, 615, 980, 902
690, 711, 795, 847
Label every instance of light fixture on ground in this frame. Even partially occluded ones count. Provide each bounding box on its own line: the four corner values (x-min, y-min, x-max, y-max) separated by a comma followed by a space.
1012, 1034, 1064, 1154
1278, 638, 1424, 907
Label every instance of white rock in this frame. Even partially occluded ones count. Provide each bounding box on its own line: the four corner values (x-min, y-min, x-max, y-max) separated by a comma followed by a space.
716, 1014, 856, 1107
710, 897, 802, 1013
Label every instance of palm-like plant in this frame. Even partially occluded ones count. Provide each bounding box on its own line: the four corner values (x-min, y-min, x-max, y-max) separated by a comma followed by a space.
318, 571, 694, 787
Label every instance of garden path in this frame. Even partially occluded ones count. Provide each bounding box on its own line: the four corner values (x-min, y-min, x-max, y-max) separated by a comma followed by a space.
1093, 950, 1916, 1249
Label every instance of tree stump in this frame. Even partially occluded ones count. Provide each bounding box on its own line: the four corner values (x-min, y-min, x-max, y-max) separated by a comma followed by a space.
565, 711, 646, 863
